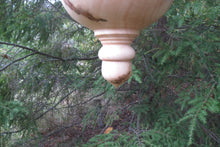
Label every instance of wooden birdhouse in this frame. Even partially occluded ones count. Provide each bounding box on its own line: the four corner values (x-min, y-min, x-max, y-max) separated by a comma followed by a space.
61, 0, 173, 87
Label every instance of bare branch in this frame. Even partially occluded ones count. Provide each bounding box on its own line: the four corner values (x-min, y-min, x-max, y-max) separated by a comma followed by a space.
45, 0, 77, 22
0, 41, 98, 62
0, 41, 65, 61
0, 91, 105, 136
57, 91, 106, 109
199, 122, 220, 143
0, 46, 15, 64
0, 52, 36, 72
0, 128, 24, 136
34, 89, 76, 120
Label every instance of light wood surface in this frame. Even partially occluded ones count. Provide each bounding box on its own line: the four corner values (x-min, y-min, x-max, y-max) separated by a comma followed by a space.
62, 0, 173, 87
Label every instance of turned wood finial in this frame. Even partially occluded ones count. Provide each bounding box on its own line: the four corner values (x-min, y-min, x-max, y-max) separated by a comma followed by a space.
95, 29, 138, 87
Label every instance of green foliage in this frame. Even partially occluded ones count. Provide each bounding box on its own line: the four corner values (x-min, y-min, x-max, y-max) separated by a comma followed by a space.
84, 130, 188, 147
83, 0, 220, 146
0, 73, 12, 101
0, 0, 219, 146
0, 0, 64, 45
0, 73, 32, 146
0, 101, 29, 128
128, 65, 143, 84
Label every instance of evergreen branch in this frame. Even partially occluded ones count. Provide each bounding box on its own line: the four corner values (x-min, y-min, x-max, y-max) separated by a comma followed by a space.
45, 0, 77, 22
0, 89, 76, 136
43, 121, 81, 137
199, 122, 220, 143
35, 90, 105, 121
34, 89, 76, 120
143, 129, 195, 144
0, 89, 85, 136
188, 117, 197, 146
188, 39, 218, 85
143, 55, 155, 82
57, 91, 106, 109
0, 41, 65, 61
187, 84, 216, 146
0, 46, 15, 64
167, 74, 201, 79
194, 84, 216, 118
66, 56, 98, 61
130, 128, 143, 147
0, 79, 104, 137
0, 41, 98, 62
0, 52, 36, 72
0, 128, 24, 136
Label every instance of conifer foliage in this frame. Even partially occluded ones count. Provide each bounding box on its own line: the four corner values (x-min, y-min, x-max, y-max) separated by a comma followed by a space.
0, 0, 219, 146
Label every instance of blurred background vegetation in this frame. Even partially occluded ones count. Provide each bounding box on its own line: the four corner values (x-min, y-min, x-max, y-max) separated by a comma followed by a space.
0, 0, 219, 146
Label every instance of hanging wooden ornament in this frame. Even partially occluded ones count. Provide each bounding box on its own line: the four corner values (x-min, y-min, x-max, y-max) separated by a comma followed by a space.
61, 0, 173, 87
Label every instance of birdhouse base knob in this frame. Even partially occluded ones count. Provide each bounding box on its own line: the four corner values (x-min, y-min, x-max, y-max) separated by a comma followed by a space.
95, 29, 138, 87
101, 61, 132, 88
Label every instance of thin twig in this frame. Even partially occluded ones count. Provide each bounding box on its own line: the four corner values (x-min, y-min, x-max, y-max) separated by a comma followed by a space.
199, 122, 220, 143
57, 91, 106, 109
34, 89, 76, 120
0, 53, 36, 71
0, 128, 25, 136
0, 41, 98, 63
0, 41, 66, 61
45, 0, 76, 22
0, 46, 15, 64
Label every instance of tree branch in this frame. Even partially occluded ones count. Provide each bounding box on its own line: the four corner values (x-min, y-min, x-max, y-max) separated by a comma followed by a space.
0, 41, 66, 61
57, 91, 106, 109
0, 41, 98, 62
0, 128, 24, 136
0, 52, 36, 71
0, 91, 105, 136
199, 122, 220, 143
34, 89, 76, 120
0, 88, 74, 136
45, 0, 77, 22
